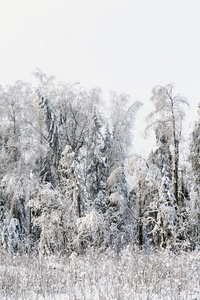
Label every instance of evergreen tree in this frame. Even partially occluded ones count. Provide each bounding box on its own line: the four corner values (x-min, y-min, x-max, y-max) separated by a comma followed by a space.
145, 84, 189, 206
127, 155, 151, 248
106, 167, 130, 250
148, 136, 177, 249
85, 108, 108, 210
37, 90, 62, 187
59, 145, 87, 253
189, 103, 200, 248
0, 71, 197, 254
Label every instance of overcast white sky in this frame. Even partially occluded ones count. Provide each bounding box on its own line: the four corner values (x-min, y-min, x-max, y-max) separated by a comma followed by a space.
0, 0, 200, 155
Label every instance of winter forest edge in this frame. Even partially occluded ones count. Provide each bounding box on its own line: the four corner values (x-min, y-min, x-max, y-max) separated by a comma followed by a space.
0, 68, 199, 257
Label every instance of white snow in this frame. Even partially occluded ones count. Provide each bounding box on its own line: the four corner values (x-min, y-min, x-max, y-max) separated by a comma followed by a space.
0, 248, 199, 299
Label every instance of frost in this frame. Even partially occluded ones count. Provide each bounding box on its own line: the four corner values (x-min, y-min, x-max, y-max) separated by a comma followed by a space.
0, 73, 198, 265
0, 249, 199, 299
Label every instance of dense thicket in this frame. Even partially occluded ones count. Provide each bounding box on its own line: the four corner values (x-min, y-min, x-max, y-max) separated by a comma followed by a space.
0, 71, 199, 254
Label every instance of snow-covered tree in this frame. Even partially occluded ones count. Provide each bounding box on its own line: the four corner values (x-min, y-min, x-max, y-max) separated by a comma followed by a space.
59, 145, 86, 218
0, 81, 35, 252
145, 84, 189, 205
95, 93, 142, 250
128, 139, 178, 250
28, 183, 65, 255
36, 90, 62, 187
109, 92, 142, 171
85, 108, 108, 209
106, 167, 130, 250
0, 71, 197, 254
54, 81, 88, 154
189, 103, 200, 248
59, 145, 87, 253
127, 155, 151, 248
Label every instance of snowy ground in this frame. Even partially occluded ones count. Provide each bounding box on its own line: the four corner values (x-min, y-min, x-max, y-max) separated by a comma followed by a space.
0, 247, 199, 299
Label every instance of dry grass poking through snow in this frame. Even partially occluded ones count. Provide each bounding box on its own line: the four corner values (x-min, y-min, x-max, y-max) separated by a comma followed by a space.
0, 247, 199, 299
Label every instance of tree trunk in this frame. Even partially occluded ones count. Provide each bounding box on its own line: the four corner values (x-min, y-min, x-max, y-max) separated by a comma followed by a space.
170, 95, 179, 205
174, 138, 179, 205
138, 181, 143, 248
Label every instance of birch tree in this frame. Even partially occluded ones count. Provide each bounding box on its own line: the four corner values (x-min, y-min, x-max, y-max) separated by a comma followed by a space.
0, 81, 34, 252
109, 92, 142, 171
145, 83, 189, 206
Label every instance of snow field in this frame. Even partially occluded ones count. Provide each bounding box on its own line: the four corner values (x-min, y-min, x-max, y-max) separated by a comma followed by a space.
0, 247, 199, 299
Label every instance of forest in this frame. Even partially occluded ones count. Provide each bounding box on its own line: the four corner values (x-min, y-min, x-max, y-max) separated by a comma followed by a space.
0, 69, 199, 256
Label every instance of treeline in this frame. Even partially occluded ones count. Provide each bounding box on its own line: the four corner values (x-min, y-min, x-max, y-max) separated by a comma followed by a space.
0, 70, 199, 255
